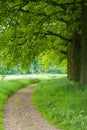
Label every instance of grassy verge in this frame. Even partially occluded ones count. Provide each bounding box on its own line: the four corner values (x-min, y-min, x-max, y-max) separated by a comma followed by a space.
31, 77, 87, 130
0, 78, 41, 130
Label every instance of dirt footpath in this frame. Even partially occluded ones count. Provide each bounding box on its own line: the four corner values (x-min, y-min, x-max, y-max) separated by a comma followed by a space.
4, 84, 60, 130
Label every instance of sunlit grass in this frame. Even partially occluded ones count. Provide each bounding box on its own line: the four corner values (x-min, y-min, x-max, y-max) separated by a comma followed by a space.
31, 77, 87, 130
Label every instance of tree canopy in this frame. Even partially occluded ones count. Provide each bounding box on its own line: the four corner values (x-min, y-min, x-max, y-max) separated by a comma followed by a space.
0, 0, 87, 84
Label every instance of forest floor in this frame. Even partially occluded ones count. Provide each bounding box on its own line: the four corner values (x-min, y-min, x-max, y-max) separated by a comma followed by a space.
4, 84, 60, 130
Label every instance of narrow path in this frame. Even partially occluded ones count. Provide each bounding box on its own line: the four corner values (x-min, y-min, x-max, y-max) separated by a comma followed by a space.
4, 84, 60, 130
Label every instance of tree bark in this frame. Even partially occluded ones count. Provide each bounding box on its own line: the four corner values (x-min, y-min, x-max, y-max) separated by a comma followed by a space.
67, 34, 81, 82
80, 0, 87, 84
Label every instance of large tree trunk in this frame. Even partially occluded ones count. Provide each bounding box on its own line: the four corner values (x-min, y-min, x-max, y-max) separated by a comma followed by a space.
80, 0, 87, 84
67, 34, 81, 82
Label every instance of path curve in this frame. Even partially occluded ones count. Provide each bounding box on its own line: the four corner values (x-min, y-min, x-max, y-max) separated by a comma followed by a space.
4, 84, 60, 130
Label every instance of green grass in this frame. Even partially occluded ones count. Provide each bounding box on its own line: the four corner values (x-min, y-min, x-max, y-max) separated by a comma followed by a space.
31, 77, 87, 130
0, 78, 41, 130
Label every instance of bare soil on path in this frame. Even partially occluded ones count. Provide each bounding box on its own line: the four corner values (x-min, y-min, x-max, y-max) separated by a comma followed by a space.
4, 84, 60, 130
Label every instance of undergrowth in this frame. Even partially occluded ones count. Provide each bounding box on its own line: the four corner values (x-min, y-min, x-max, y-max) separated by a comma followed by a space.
31, 77, 87, 130
0, 78, 41, 130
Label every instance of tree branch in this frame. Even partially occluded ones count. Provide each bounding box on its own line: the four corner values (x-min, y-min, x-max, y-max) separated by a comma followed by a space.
46, 31, 72, 42
34, 30, 72, 42
60, 50, 67, 55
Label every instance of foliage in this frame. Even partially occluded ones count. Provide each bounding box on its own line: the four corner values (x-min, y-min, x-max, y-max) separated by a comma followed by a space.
1, 0, 87, 84
31, 78, 87, 130
0, 0, 81, 68
38, 50, 67, 72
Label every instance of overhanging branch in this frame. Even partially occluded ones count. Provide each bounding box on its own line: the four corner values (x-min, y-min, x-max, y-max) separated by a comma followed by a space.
34, 31, 72, 42
46, 31, 72, 42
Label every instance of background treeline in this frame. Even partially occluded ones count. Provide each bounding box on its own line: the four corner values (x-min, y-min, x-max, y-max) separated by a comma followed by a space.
0, 60, 65, 75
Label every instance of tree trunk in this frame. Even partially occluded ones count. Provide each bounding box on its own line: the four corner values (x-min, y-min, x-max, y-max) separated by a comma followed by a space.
67, 34, 81, 82
80, 0, 87, 84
